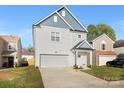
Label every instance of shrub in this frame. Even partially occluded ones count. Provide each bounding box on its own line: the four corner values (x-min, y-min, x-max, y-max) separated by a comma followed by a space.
73, 65, 79, 69
87, 65, 91, 68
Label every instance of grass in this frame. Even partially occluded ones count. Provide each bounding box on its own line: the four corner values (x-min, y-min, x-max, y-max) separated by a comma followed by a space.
0, 66, 44, 88
82, 66, 124, 81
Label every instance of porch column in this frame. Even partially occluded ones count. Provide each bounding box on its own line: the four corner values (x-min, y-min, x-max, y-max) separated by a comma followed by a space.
74, 50, 78, 66
14, 56, 17, 67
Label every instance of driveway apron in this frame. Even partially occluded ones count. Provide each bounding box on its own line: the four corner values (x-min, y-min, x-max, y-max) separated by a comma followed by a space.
40, 67, 110, 88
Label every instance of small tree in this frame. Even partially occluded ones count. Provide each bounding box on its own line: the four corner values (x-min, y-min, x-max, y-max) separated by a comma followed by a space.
87, 24, 116, 41
28, 47, 34, 52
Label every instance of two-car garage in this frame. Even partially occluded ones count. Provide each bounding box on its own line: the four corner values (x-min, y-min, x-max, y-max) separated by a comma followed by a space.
39, 54, 68, 67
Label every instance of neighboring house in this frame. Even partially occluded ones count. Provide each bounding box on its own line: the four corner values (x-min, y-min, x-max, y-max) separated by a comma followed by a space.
89, 33, 116, 66
0, 35, 22, 68
33, 6, 93, 68
22, 48, 34, 65
113, 40, 124, 55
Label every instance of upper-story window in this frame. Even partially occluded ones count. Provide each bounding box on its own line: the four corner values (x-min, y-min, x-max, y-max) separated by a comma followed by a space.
56, 32, 60, 41
51, 32, 60, 41
8, 45, 12, 50
78, 35, 81, 38
101, 40, 106, 50
54, 16, 58, 22
8, 42, 16, 51
101, 43, 106, 50
62, 10, 65, 17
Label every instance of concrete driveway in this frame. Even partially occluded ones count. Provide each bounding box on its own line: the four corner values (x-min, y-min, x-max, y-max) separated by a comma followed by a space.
40, 67, 124, 88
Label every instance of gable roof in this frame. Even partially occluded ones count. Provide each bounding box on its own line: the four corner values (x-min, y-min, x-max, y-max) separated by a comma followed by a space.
91, 33, 114, 43
114, 40, 124, 48
72, 40, 94, 50
33, 6, 88, 32
56, 12, 73, 29
0, 35, 20, 43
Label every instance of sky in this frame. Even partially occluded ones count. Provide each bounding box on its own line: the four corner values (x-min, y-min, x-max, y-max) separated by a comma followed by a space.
0, 5, 124, 47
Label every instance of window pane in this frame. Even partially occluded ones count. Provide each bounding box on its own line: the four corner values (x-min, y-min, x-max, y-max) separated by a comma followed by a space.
56, 32, 60, 41
102, 44, 105, 50
56, 32, 60, 37
78, 35, 81, 38
9, 45, 12, 49
51, 32, 55, 36
51, 32, 60, 41
62, 10, 65, 16
56, 37, 60, 41
51, 32, 55, 41
54, 16, 57, 22
51, 37, 56, 41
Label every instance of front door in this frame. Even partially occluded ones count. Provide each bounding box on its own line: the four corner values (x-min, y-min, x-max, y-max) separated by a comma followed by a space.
8, 57, 14, 67
77, 54, 87, 66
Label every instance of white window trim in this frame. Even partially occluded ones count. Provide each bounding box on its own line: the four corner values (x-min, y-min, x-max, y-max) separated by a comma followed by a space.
54, 16, 57, 22
100, 40, 106, 51
7, 43, 16, 51
51, 32, 56, 41
51, 32, 60, 41
62, 10, 65, 17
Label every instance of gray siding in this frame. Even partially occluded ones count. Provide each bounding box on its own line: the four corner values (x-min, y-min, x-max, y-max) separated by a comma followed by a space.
58, 8, 85, 31
41, 13, 71, 29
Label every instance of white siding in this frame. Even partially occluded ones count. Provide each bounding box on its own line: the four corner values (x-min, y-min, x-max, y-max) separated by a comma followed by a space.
34, 26, 71, 67
70, 31, 87, 48
34, 25, 90, 67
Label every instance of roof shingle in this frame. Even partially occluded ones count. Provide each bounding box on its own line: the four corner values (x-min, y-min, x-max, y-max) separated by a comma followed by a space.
0, 35, 20, 43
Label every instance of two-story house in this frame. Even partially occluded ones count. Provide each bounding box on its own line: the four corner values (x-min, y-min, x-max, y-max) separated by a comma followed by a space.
89, 33, 116, 66
0, 35, 22, 68
33, 6, 93, 68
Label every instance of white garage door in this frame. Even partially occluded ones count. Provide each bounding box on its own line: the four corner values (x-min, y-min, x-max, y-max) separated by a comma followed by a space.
99, 55, 116, 66
40, 54, 68, 67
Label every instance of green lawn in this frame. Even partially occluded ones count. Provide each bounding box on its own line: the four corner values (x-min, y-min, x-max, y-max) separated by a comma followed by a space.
0, 66, 44, 88
82, 66, 124, 81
